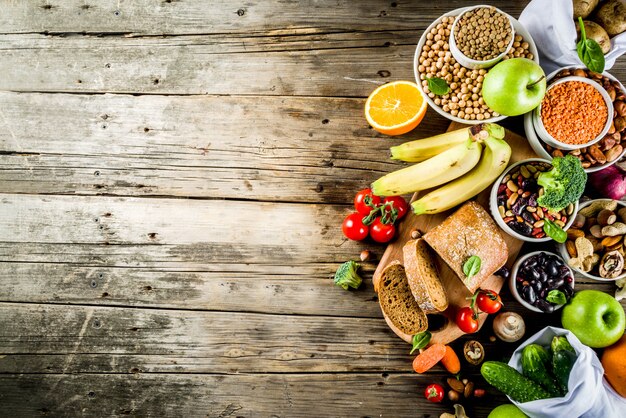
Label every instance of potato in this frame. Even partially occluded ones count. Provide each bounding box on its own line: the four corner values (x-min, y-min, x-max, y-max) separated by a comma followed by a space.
573, 0, 599, 19
576, 20, 612, 54
595, 0, 626, 36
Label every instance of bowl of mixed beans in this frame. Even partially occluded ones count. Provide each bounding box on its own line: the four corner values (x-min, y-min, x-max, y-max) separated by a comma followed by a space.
413, 6, 539, 124
533, 76, 613, 151
489, 158, 578, 242
524, 66, 626, 173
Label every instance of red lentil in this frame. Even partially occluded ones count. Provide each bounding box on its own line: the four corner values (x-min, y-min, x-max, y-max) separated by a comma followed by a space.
540, 81, 608, 145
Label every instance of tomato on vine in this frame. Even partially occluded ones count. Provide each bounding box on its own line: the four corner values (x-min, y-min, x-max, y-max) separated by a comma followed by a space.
341, 212, 369, 241
354, 188, 381, 216
455, 306, 479, 334
369, 218, 396, 243
382, 196, 408, 220
476, 289, 503, 314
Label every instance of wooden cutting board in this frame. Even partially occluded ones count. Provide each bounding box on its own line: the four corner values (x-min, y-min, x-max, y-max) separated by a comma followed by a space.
373, 122, 537, 345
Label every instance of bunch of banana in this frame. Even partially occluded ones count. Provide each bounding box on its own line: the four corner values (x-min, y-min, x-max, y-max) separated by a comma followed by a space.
371, 123, 511, 215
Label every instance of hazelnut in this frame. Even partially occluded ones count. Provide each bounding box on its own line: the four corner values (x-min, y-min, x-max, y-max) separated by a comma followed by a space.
598, 209, 617, 226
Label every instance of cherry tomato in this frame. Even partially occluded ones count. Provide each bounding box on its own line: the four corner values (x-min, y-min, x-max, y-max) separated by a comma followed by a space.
342, 212, 369, 241
455, 307, 479, 334
424, 383, 444, 403
476, 289, 503, 314
354, 188, 381, 216
369, 218, 396, 243
383, 196, 409, 220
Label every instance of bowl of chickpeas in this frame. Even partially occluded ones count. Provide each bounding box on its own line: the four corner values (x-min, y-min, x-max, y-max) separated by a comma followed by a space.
414, 7, 539, 125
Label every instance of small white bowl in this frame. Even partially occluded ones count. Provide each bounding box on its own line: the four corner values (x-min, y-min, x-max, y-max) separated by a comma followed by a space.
449, 5, 515, 70
510, 251, 575, 313
532, 76, 613, 151
489, 158, 578, 243
413, 7, 539, 125
557, 199, 626, 282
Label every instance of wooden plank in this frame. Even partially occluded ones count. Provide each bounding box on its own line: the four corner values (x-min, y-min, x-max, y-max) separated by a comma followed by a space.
0, 92, 451, 203
0, 0, 527, 35
0, 372, 511, 418
374, 124, 536, 345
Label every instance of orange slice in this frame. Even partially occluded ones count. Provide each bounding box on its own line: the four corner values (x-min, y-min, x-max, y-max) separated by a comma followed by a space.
365, 81, 427, 136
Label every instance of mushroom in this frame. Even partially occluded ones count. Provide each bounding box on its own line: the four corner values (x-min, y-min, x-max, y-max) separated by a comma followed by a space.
440, 404, 469, 418
463, 340, 485, 365
493, 312, 525, 342
600, 251, 625, 279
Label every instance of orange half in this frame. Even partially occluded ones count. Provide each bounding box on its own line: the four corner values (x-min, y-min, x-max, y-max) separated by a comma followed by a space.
365, 81, 427, 136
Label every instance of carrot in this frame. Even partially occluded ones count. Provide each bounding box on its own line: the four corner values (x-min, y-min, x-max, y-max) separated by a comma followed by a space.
412, 343, 446, 373
440, 345, 461, 374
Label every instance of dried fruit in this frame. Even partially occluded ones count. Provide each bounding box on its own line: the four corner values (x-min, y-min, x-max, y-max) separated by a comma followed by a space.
600, 251, 625, 278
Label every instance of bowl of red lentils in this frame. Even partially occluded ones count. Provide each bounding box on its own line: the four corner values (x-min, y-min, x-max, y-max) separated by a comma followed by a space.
524, 66, 626, 173
532, 76, 613, 151
449, 6, 515, 70
414, 7, 539, 124
489, 158, 578, 242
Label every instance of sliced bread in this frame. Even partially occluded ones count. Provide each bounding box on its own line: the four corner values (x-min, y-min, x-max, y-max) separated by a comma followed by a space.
377, 261, 428, 335
402, 238, 449, 313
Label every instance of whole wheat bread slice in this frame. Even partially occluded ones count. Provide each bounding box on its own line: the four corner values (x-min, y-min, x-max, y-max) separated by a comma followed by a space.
377, 261, 428, 335
403, 238, 449, 313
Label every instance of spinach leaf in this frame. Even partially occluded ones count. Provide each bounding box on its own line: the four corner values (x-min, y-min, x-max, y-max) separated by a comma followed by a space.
427, 77, 450, 96
410, 331, 432, 354
546, 289, 568, 305
463, 255, 482, 279
543, 219, 567, 243
576, 17, 605, 74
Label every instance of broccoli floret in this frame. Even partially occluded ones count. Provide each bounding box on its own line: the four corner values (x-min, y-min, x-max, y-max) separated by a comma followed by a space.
334, 260, 363, 290
537, 155, 587, 211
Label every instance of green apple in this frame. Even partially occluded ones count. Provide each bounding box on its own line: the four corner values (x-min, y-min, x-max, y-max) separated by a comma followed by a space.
488, 404, 528, 418
561, 289, 626, 348
482, 58, 547, 116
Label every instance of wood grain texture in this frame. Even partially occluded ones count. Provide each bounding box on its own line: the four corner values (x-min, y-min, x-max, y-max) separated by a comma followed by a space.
0, 91, 451, 203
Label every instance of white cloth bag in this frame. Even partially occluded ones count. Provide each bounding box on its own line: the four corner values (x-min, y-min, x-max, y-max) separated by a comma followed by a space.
508, 326, 626, 418
519, 0, 626, 74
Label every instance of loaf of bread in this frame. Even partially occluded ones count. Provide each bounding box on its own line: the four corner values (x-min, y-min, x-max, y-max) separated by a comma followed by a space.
424, 201, 508, 293
403, 238, 449, 313
377, 261, 428, 335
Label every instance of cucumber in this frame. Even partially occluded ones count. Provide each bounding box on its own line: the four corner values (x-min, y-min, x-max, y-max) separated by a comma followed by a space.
481, 361, 552, 403
521, 344, 562, 397
551, 336, 576, 395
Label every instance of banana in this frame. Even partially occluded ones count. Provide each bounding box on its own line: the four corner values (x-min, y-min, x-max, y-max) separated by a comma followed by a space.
372, 137, 483, 197
390, 128, 471, 163
411, 124, 511, 215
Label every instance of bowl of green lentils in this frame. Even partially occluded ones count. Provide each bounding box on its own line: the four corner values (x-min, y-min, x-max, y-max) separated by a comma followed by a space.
414, 6, 539, 125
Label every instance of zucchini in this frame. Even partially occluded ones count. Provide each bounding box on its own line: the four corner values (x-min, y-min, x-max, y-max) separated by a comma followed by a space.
481, 361, 552, 403
521, 344, 562, 397
551, 336, 577, 395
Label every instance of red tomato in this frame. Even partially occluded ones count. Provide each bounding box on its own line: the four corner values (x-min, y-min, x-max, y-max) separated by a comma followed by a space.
369, 218, 396, 243
424, 383, 444, 403
476, 289, 503, 314
383, 196, 409, 220
342, 212, 369, 241
354, 188, 381, 216
455, 307, 479, 334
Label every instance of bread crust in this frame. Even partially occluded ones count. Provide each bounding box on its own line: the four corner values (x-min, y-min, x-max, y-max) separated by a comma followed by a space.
403, 238, 449, 313
424, 201, 508, 293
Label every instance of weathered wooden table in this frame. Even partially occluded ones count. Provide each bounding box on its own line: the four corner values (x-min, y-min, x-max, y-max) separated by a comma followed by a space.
1, 1, 625, 417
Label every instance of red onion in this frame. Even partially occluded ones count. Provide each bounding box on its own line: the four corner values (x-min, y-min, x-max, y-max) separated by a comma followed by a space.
588, 164, 626, 200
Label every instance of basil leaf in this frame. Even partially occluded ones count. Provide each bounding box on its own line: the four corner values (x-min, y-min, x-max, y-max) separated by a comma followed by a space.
546, 289, 568, 305
463, 255, 481, 279
427, 77, 450, 96
543, 219, 567, 243
410, 331, 432, 354
577, 18, 605, 74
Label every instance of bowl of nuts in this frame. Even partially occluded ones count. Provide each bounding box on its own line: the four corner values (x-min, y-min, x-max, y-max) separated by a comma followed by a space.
532, 76, 613, 151
489, 158, 578, 242
449, 6, 515, 70
524, 66, 626, 173
414, 7, 538, 125
510, 251, 575, 313
558, 199, 626, 281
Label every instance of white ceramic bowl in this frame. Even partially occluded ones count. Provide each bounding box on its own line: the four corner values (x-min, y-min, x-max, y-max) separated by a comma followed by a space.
557, 199, 626, 282
449, 5, 515, 70
489, 158, 578, 243
509, 251, 575, 313
414, 7, 539, 125
532, 76, 613, 151
524, 66, 626, 173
